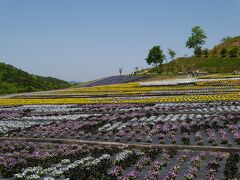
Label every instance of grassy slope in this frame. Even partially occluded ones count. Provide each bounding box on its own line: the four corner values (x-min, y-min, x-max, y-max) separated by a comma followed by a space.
209, 36, 240, 55
151, 36, 240, 74
162, 57, 240, 73
0, 62, 72, 94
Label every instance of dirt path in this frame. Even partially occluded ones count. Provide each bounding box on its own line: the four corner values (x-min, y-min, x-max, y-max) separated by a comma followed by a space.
1, 137, 239, 152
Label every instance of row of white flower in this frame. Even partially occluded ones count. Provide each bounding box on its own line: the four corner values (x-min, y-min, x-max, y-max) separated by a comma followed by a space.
140, 77, 240, 86
22, 114, 97, 121
98, 113, 210, 132
154, 102, 240, 106
154, 103, 240, 113
0, 105, 79, 113
114, 150, 133, 163
1, 102, 240, 114
20, 104, 240, 115
15, 154, 111, 180
151, 87, 238, 93
0, 120, 52, 134
140, 78, 197, 86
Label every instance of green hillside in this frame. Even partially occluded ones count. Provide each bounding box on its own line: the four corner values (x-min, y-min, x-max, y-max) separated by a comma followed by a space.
150, 36, 240, 74
160, 56, 240, 73
209, 36, 240, 56
0, 62, 72, 95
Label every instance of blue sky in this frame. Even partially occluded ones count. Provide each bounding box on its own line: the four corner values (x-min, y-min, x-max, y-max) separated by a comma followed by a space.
0, 0, 239, 81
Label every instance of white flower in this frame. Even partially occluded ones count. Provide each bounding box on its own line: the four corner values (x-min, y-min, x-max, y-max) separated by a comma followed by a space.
27, 174, 40, 180
60, 159, 71, 165
14, 173, 25, 179
50, 169, 63, 178
115, 150, 133, 162
43, 177, 55, 180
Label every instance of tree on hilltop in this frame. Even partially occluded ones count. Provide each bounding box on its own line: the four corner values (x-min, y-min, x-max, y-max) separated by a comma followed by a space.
186, 26, 207, 56
167, 48, 176, 62
145, 45, 166, 67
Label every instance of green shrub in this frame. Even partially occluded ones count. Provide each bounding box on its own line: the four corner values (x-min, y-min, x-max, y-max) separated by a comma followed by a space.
220, 48, 227, 57
229, 47, 238, 57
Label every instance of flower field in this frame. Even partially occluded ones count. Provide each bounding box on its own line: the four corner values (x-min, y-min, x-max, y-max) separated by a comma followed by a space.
0, 77, 239, 179
0, 141, 239, 180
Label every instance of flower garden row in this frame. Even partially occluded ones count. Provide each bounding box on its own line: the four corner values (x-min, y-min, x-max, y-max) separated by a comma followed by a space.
0, 141, 239, 180
1, 102, 240, 146
1, 102, 240, 119
2, 93, 240, 106
23, 80, 240, 97
0, 103, 239, 145
2, 77, 240, 101
140, 78, 240, 86
3, 108, 239, 147
26, 87, 239, 97
199, 73, 240, 79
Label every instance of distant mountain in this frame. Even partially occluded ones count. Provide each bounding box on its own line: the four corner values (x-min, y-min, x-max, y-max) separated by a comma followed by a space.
0, 62, 72, 95
69, 81, 82, 84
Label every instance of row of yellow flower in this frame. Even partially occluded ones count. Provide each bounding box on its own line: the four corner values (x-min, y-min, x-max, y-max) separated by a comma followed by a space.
1, 93, 240, 105
38, 83, 239, 95
30, 87, 239, 97
197, 79, 240, 86
199, 73, 240, 79
36, 91, 147, 96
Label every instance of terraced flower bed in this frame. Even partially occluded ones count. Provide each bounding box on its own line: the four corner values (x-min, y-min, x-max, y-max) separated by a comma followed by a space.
0, 141, 239, 180
0, 140, 120, 178
1, 103, 240, 145
2, 103, 239, 148
0, 78, 240, 179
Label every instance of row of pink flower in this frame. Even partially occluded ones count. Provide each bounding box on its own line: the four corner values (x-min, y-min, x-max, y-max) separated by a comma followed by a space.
9, 111, 145, 138
184, 152, 206, 179
162, 150, 190, 180
120, 157, 151, 179
97, 119, 238, 146
67, 102, 240, 114
2, 101, 240, 120
144, 152, 170, 180
0, 111, 23, 119
228, 124, 240, 144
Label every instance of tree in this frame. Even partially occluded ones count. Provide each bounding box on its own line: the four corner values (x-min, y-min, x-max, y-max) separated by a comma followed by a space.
194, 46, 202, 56
119, 68, 123, 75
186, 26, 207, 55
145, 46, 165, 67
229, 47, 238, 57
167, 48, 176, 61
202, 48, 208, 57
